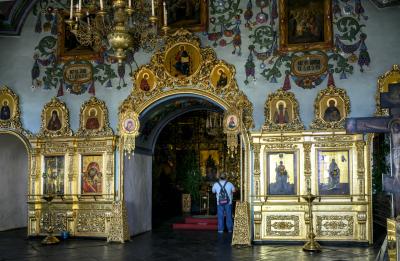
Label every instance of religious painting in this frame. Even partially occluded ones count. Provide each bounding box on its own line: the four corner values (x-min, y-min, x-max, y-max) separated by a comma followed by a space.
380, 83, 400, 109
77, 97, 113, 136
320, 96, 345, 123
46, 108, 63, 132
225, 114, 239, 131
376, 65, 400, 116
40, 97, 72, 137
200, 150, 219, 182
271, 99, 293, 125
210, 63, 231, 89
81, 155, 103, 194
345, 117, 391, 134
56, 12, 99, 62
123, 118, 136, 133
43, 156, 65, 195
164, 43, 201, 78
267, 152, 297, 195
278, 0, 333, 52
135, 68, 156, 92
317, 150, 350, 195
160, 0, 208, 32
0, 89, 15, 121
263, 89, 304, 131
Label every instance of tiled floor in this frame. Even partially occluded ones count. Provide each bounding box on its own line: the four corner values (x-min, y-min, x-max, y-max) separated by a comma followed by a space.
0, 227, 380, 261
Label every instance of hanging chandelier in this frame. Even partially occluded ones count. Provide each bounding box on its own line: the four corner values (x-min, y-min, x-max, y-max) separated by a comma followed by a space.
65, 0, 169, 63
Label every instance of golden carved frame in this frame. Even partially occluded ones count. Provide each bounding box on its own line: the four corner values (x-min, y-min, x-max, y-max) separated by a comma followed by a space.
310, 84, 351, 130
375, 64, 400, 116
39, 97, 72, 137
0, 85, 23, 131
76, 96, 113, 137
278, 0, 333, 52
263, 89, 304, 132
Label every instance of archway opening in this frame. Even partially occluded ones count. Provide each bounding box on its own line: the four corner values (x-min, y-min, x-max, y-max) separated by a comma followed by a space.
124, 96, 242, 235
0, 133, 29, 231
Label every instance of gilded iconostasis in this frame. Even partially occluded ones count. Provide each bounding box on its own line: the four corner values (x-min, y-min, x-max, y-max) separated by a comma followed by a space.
1, 0, 400, 246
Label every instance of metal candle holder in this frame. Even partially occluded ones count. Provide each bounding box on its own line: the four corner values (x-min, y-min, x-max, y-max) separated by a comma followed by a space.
302, 192, 321, 252
41, 194, 59, 245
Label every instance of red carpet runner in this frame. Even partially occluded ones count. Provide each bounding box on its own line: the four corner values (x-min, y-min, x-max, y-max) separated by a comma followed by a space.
172, 216, 217, 230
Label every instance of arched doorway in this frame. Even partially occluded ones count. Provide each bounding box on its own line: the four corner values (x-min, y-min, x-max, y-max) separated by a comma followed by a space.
123, 95, 246, 235
0, 131, 30, 231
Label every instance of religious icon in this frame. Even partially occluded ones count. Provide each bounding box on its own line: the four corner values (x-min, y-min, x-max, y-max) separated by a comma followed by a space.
323, 98, 341, 122
124, 118, 135, 133
273, 100, 290, 124
200, 150, 219, 182
318, 150, 350, 195
279, 0, 333, 52
81, 155, 103, 194
47, 110, 62, 131
216, 69, 228, 88
140, 73, 151, 91
85, 108, 100, 130
0, 99, 11, 120
165, 43, 201, 78
44, 156, 64, 195
267, 152, 297, 195
174, 45, 190, 76
226, 115, 238, 130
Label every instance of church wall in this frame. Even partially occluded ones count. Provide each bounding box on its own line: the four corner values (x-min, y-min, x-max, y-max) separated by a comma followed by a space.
0, 133, 28, 231
0, 2, 399, 132
124, 153, 152, 236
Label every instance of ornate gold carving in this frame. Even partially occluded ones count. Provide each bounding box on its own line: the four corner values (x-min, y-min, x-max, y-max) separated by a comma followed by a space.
264, 144, 298, 150
107, 201, 130, 243
262, 136, 302, 143
263, 89, 304, 132
232, 201, 251, 246
310, 85, 351, 130
224, 111, 240, 155
316, 215, 354, 237
119, 29, 254, 132
119, 110, 140, 156
39, 97, 72, 137
304, 142, 312, 192
376, 64, 400, 116
266, 215, 300, 237
76, 96, 113, 136
77, 211, 105, 233
0, 85, 26, 133
253, 144, 261, 176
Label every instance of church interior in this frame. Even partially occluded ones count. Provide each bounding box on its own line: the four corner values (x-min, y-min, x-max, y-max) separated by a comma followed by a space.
0, 0, 400, 260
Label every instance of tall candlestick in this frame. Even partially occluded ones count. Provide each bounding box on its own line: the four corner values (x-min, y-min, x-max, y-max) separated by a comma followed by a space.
163, 1, 167, 26
151, 0, 155, 16
86, 11, 90, 26
70, 0, 73, 19
128, 0, 132, 8
78, 0, 82, 11
99, 0, 103, 10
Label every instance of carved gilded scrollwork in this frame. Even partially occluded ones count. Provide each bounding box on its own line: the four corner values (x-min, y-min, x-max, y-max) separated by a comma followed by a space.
0, 85, 28, 134
265, 215, 300, 237
310, 85, 351, 130
119, 29, 254, 132
316, 215, 354, 237
357, 212, 367, 241
263, 89, 304, 132
375, 64, 400, 116
107, 201, 130, 243
76, 96, 113, 137
303, 142, 312, 193
38, 97, 72, 137
77, 211, 106, 233
232, 202, 251, 246
356, 141, 366, 200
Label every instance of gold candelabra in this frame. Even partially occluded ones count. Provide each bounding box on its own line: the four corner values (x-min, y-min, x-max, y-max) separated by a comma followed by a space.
65, 0, 169, 63
302, 192, 321, 252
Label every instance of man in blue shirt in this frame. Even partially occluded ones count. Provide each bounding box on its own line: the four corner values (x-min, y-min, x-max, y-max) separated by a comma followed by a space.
212, 172, 235, 233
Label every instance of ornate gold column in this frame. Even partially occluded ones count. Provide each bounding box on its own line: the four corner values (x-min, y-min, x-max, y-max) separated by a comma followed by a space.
106, 147, 114, 200
67, 146, 75, 196
253, 144, 261, 199
303, 142, 312, 193
356, 141, 366, 201
107, 201, 130, 243
232, 201, 251, 246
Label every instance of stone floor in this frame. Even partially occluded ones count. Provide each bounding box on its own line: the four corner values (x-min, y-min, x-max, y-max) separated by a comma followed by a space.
0, 226, 381, 261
